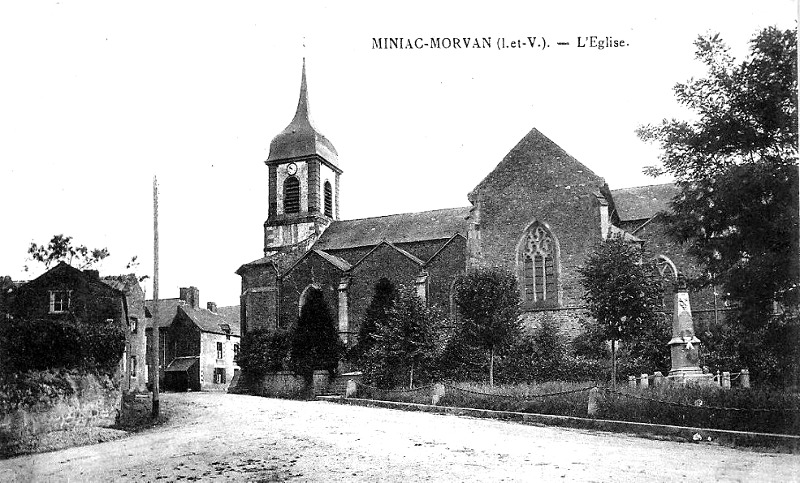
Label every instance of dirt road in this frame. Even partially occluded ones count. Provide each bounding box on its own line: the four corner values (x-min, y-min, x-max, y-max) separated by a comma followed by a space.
1, 392, 798, 482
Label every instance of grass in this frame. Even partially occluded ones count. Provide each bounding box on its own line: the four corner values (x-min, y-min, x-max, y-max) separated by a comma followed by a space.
354, 380, 800, 435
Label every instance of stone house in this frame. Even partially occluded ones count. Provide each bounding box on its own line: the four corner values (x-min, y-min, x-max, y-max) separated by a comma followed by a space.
101, 274, 148, 392
145, 287, 240, 391
237, 61, 722, 352
8, 262, 137, 380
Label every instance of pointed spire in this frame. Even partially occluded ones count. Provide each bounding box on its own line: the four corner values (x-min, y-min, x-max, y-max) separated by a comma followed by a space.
290, 58, 313, 129
266, 59, 339, 166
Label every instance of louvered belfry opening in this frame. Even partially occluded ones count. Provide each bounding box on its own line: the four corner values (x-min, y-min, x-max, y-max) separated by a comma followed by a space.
284, 176, 300, 214
324, 181, 333, 217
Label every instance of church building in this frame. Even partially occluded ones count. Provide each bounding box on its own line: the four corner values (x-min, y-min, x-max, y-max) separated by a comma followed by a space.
237, 61, 722, 345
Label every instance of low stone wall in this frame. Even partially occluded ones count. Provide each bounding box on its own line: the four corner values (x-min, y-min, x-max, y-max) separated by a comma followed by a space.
249, 371, 363, 398
0, 370, 122, 454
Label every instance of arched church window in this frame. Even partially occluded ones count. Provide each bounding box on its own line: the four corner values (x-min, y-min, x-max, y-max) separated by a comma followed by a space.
518, 222, 559, 307
284, 176, 300, 214
324, 181, 333, 217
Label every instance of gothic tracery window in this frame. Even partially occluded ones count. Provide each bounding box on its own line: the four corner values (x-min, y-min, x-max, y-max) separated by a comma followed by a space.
283, 176, 300, 214
520, 223, 559, 306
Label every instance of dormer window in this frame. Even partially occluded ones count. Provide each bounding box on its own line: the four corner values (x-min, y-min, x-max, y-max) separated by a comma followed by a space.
49, 290, 70, 313
284, 176, 300, 214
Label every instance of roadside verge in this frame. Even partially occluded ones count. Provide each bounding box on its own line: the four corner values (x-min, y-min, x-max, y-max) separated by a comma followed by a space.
318, 395, 800, 452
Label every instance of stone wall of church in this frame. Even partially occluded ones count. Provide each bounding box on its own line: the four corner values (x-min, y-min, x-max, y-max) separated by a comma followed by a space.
279, 252, 344, 328
519, 308, 589, 340
474, 190, 604, 309
424, 237, 467, 314
347, 245, 424, 338
618, 217, 724, 314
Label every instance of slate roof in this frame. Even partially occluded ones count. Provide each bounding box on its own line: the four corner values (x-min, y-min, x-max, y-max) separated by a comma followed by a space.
470, 127, 604, 199
144, 298, 184, 329
237, 249, 305, 275
180, 305, 241, 337
610, 183, 678, 222
312, 249, 352, 271
314, 207, 470, 251
165, 356, 199, 372
267, 60, 338, 167
101, 274, 141, 294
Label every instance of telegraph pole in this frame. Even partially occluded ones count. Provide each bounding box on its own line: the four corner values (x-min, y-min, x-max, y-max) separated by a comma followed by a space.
152, 176, 160, 418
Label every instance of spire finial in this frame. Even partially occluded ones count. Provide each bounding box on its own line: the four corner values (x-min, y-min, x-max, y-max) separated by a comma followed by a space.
292, 58, 310, 125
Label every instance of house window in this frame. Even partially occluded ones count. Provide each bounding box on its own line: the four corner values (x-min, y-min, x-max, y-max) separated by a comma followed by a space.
49, 290, 70, 313
130, 316, 138, 333
131, 356, 137, 377
233, 343, 240, 359
519, 222, 559, 306
213, 367, 226, 384
324, 181, 333, 217
216, 342, 223, 360
283, 176, 300, 214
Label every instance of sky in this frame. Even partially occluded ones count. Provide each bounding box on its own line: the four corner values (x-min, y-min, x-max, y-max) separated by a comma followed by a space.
0, 1, 796, 307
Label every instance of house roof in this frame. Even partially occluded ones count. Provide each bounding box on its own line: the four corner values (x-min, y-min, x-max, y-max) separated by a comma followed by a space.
101, 274, 141, 294
144, 298, 183, 329
314, 207, 470, 251
165, 356, 199, 372
180, 305, 241, 337
19, 262, 123, 296
610, 183, 678, 222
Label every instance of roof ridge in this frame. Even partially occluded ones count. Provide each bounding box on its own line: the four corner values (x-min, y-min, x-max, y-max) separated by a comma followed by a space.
611, 182, 676, 191
336, 206, 471, 223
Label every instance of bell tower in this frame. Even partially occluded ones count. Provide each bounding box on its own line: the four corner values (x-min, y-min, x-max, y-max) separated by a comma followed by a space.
264, 59, 341, 254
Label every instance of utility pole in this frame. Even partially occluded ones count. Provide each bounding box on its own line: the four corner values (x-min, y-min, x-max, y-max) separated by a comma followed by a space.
152, 176, 160, 418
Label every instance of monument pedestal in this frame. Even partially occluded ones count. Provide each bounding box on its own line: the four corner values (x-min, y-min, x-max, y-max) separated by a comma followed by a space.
667, 275, 713, 385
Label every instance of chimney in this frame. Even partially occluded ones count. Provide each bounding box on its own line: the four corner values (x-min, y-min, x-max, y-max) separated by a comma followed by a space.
179, 286, 200, 309
207, 302, 217, 313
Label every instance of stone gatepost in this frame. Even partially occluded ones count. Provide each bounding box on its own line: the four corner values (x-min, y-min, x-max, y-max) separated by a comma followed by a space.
431, 383, 445, 406
667, 275, 710, 383
587, 387, 600, 418
740, 369, 750, 388
722, 372, 731, 389
345, 379, 357, 398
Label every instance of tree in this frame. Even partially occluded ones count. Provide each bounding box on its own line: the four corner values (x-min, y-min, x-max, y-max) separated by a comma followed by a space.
349, 278, 395, 366
500, 315, 566, 383
637, 28, 799, 324
236, 327, 291, 385
26, 234, 110, 271
360, 285, 442, 388
578, 236, 664, 386
452, 267, 521, 386
289, 287, 341, 384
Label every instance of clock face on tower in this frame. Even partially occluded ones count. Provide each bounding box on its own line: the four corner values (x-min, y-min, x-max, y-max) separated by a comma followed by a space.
287, 163, 298, 176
